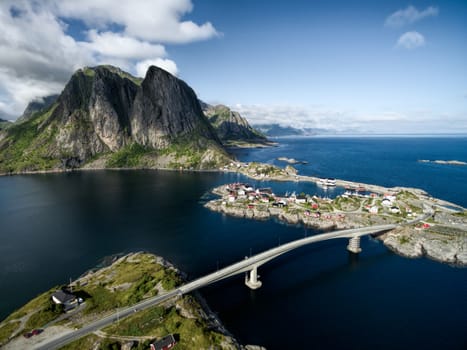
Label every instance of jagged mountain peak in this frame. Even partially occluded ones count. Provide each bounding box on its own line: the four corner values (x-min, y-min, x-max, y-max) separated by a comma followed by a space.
0, 65, 230, 173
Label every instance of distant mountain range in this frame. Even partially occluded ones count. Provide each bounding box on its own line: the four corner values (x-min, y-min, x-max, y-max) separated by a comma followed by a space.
253, 123, 332, 137
202, 103, 268, 146
0, 65, 241, 173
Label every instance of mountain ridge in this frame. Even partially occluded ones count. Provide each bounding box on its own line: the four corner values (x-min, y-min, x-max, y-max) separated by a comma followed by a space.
202, 103, 270, 147
0, 65, 231, 174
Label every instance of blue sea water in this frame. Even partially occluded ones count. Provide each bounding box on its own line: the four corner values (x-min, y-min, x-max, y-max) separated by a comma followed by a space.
232, 136, 467, 207
0, 137, 466, 349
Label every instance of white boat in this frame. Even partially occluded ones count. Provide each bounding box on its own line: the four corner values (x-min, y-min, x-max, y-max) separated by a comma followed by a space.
318, 178, 336, 187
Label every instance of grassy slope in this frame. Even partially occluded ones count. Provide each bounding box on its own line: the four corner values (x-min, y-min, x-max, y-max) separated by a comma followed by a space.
0, 104, 61, 173
0, 253, 233, 349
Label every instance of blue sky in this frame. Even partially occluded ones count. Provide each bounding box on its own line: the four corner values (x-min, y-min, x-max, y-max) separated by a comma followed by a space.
0, 0, 466, 134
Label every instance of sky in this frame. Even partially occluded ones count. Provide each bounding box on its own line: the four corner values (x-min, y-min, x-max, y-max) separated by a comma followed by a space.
0, 0, 466, 134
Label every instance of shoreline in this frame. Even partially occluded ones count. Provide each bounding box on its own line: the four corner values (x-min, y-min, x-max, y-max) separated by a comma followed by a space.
204, 182, 467, 266
2, 159, 465, 211
0, 252, 265, 349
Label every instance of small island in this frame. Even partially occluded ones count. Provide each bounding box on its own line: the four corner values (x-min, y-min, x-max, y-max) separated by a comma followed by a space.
205, 165, 467, 266
276, 157, 308, 165
0, 252, 264, 350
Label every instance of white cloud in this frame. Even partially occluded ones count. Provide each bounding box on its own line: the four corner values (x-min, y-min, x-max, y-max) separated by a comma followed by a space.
228, 104, 465, 134
385, 5, 439, 27
396, 31, 425, 49
0, 0, 219, 118
84, 30, 167, 60
55, 0, 219, 44
136, 59, 178, 77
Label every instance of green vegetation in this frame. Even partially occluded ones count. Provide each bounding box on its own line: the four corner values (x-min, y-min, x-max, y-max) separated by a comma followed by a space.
0, 253, 187, 346
106, 143, 153, 168
0, 119, 12, 131
399, 236, 410, 244
0, 321, 20, 345
161, 129, 229, 169
60, 334, 104, 350
82, 67, 96, 77
333, 196, 360, 211
0, 104, 60, 173
245, 162, 283, 176
453, 211, 467, 217
397, 190, 418, 200
81, 255, 183, 315
103, 296, 227, 349
99, 65, 143, 85
24, 300, 64, 330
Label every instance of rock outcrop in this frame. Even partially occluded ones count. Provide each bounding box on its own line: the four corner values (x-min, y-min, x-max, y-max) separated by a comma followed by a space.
132, 67, 221, 149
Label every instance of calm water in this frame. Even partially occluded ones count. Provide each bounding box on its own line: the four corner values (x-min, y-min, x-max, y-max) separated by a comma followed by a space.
1, 137, 466, 349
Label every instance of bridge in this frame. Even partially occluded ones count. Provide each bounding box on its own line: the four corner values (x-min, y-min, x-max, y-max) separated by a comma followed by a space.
180, 223, 396, 291
36, 223, 400, 349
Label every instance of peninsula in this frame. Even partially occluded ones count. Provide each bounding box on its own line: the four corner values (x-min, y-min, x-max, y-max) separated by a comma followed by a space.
0, 252, 264, 350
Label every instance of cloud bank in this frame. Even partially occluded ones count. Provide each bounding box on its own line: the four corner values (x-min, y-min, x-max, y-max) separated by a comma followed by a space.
0, 0, 218, 119
230, 104, 466, 135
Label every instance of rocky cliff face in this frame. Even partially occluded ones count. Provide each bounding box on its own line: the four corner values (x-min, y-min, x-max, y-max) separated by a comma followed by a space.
0, 65, 230, 173
48, 66, 139, 160
203, 104, 266, 143
131, 67, 220, 149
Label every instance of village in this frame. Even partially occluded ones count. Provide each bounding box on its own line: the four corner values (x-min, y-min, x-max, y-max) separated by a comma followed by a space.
205, 182, 428, 231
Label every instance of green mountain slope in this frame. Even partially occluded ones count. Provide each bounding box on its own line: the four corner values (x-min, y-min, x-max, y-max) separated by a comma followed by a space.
0, 66, 231, 174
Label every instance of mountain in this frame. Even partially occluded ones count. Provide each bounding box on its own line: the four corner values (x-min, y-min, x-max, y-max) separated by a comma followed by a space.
254, 124, 305, 137
0, 118, 12, 130
17, 94, 59, 123
0, 65, 230, 174
202, 103, 268, 146
253, 123, 332, 137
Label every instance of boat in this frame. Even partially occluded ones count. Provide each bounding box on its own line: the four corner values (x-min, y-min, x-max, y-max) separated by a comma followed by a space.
318, 178, 336, 187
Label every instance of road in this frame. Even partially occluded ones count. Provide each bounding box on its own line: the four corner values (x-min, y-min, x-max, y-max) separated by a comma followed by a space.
36, 223, 405, 349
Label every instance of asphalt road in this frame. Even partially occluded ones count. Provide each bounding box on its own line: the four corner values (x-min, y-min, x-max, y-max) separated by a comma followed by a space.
35, 223, 405, 349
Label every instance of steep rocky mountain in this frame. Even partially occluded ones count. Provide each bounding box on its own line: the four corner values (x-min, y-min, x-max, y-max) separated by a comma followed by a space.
0, 65, 230, 173
17, 94, 59, 123
202, 103, 267, 145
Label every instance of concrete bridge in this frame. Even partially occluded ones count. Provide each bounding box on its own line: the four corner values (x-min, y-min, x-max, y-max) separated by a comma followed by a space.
37, 223, 399, 349
179, 223, 396, 292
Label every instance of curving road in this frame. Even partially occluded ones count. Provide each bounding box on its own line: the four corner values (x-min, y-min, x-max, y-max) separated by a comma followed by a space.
36, 221, 415, 349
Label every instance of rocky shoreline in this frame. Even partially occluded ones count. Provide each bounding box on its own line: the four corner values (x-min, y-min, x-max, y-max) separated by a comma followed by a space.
0, 252, 266, 350
205, 182, 467, 266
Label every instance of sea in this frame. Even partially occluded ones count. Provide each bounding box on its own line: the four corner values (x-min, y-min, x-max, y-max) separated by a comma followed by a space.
1, 136, 466, 349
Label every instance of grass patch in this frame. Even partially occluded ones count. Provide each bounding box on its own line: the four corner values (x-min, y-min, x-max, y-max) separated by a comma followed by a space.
0, 321, 20, 345
398, 236, 410, 244
104, 297, 226, 350
60, 334, 101, 350
106, 143, 152, 168
0, 104, 60, 173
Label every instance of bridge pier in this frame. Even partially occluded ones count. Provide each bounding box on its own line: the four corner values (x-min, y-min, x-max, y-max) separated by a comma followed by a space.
347, 236, 362, 254
245, 266, 262, 289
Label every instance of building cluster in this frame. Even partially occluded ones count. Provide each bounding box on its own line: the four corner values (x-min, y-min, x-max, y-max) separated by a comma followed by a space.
223, 183, 323, 209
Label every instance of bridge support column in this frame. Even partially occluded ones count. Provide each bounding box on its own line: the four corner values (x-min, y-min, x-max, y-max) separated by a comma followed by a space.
347, 236, 362, 254
245, 266, 262, 290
